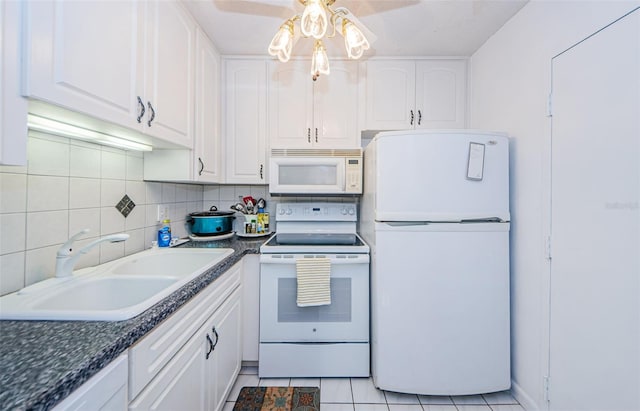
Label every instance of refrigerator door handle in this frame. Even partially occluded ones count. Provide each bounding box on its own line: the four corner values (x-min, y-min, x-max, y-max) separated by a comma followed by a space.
383, 222, 431, 227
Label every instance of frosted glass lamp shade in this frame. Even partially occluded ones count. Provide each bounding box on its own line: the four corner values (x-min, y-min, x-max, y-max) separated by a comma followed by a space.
301, 0, 328, 39
342, 19, 369, 59
311, 40, 330, 79
268, 21, 294, 62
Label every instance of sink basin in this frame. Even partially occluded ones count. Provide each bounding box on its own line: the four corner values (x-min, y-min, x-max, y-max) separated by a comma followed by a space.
0, 247, 234, 321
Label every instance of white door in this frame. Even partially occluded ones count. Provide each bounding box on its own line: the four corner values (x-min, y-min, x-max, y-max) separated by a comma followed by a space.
364, 60, 416, 130
415, 60, 467, 129
372, 130, 510, 222
23, 1, 142, 129
225, 60, 267, 184
549, 9, 639, 411
371, 222, 510, 395
143, 0, 195, 148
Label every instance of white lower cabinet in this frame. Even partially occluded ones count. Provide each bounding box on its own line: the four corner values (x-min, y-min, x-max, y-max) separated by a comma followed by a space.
53, 354, 128, 411
242, 254, 260, 362
128, 262, 243, 411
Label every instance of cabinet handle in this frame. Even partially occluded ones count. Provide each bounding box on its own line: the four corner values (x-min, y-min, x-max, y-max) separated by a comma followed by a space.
205, 333, 214, 359
211, 326, 219, 350
147, 102, 156, 127
259, 164, 264, 180
410, 110, 414, 126
315, 128, 318, 143
307, 128, 311, 143
198, 157, 204, 176
136, 96, 145, 123
418, 110, 422, 125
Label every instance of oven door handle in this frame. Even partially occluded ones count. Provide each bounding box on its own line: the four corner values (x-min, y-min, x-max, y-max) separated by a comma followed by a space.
259, 254, 370, 264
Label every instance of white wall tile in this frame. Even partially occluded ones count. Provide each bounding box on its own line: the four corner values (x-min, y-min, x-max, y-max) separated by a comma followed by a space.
125, 204, 146, 230
250, 185, 267, 199
0, 213, 27, 255
124, 228, 145, 255
70, 144, 101, 178
174, 202, 187, 222
25, 244, 59, 285
27, 175, 69, 212
145, 204, 160, 227
125, 181, 146, 205
100, 207, 125, 235
146, 182, 162, 204
69, 178, 100, 209
0, 173, 27, 213
203, 186, 220, 202
219, 185, 235, 201
100, 240, 125, 264
101, 179, 126, 207
101, 149, 126, 180
0, 164, 27, 174
162, 183, 176, 203
187, 185, 204, 202
69, 208, 101, 237
0, 252, 25, 295
27, 135, 70, 176
175, 184, 188, 202
126, 153, 144, 180
26, 210, 68, 249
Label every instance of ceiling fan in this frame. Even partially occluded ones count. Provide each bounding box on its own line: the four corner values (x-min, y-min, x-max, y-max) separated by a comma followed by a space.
214, 0, 417, 80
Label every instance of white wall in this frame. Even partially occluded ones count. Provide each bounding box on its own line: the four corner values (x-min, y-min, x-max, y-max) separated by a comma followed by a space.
469, 1, 640, 409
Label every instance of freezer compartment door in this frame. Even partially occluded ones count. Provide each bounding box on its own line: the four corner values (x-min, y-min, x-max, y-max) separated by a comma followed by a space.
370, 130, 510, 222
370, 222, 510, 395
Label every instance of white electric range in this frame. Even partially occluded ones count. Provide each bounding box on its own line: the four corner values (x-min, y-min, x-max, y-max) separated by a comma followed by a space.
258, 202, 370, 378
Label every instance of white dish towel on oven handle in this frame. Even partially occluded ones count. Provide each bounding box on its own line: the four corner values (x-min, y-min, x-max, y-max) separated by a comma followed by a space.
296, 257, 331, 307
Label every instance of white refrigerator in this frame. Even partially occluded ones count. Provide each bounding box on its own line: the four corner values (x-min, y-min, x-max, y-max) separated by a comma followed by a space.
360, 129, 511, 395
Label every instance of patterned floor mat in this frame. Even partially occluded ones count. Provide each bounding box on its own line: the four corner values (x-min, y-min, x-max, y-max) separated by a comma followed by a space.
233, 386, 320, 411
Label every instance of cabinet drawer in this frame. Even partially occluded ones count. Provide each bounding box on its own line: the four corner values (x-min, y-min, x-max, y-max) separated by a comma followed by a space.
128, 262, 241, 400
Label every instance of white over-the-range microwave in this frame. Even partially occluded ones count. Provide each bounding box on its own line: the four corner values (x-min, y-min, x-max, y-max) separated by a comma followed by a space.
269, 149, 363, 195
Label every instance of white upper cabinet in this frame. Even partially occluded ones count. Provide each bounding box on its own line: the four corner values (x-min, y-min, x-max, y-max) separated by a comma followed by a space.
143, 28, 221, 183
269, 59, 360, 148
143, 0, 195, 148
224, 59, 268, 184
23, 0, 195, 148
364, 59, 467, 130
1, 0, 27, 166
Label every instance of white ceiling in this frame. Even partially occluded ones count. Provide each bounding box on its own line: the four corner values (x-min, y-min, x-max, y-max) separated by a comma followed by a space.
184, 0, 529, 58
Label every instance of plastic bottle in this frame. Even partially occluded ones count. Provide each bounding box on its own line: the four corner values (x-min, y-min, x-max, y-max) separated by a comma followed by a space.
158, 219, 171, 247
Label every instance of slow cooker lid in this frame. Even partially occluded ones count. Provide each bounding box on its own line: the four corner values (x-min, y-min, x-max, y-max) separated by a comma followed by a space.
189, 210, 235, 217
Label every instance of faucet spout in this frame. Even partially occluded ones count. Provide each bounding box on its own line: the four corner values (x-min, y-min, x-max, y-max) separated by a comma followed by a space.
55, 229, 130, 278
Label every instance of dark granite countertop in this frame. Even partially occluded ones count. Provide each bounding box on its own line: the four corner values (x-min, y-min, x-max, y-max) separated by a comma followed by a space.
0, 236, 269, 411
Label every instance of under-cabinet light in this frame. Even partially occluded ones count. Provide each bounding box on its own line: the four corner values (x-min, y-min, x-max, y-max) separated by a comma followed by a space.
27, 114, 153, 152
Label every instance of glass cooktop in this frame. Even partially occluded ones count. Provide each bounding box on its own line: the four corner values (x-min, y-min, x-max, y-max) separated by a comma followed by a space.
263, 233, 364, 247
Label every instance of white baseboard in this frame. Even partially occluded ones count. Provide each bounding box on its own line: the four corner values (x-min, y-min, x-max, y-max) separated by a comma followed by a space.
511, 379, 542, 411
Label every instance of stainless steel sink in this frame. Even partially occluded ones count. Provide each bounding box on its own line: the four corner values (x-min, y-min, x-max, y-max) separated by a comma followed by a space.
0, 247, 233, 321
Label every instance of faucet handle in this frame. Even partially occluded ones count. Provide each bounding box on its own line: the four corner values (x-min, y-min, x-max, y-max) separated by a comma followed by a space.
57, 228, 90, 257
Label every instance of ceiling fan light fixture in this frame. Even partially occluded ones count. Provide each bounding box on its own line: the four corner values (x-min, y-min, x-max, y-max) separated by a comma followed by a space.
342, 18, 370, 59
268, 19, 295, 62
269, 0, 371, 80
311, 39, 330, 80
301, 0, 328, 39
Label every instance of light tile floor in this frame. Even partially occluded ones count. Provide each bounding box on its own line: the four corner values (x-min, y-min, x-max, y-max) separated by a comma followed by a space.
223, 367, 525, 411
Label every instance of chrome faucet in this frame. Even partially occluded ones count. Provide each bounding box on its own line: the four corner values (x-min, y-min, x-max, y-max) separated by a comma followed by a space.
55, 229, 129, 278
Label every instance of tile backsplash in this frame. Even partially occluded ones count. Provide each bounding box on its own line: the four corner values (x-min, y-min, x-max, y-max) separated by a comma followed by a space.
0, 132, 356, 296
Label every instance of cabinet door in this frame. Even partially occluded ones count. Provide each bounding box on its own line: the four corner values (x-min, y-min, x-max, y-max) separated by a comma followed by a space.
206, 288, 243, 411
313, 60, 360, 148
23, 0, 143, 130
268, 60, 314, 148
224, 60, 267, 184
53, 354, 128, 411
194, 29, 222, 182
363, 60, 415, 130
129, 329, 208, 411
242, 254, 260, 362
143, 0, 195, 148
1, 0, 27, 165
415, 60, 467, 129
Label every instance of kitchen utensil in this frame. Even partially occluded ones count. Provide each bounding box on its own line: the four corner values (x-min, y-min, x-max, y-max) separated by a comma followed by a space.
256, 198, 266, 210
188, 206, 235, 236
231, 203, 247, 214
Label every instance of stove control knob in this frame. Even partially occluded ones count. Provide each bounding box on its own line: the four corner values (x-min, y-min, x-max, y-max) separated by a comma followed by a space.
278, 208, 285, 215
348, 208, 355, 215
341, 207, 348, 215
285, 208, 293, 215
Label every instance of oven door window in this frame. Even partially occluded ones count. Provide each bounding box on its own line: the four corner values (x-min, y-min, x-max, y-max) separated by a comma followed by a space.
277, 278, 351, 322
